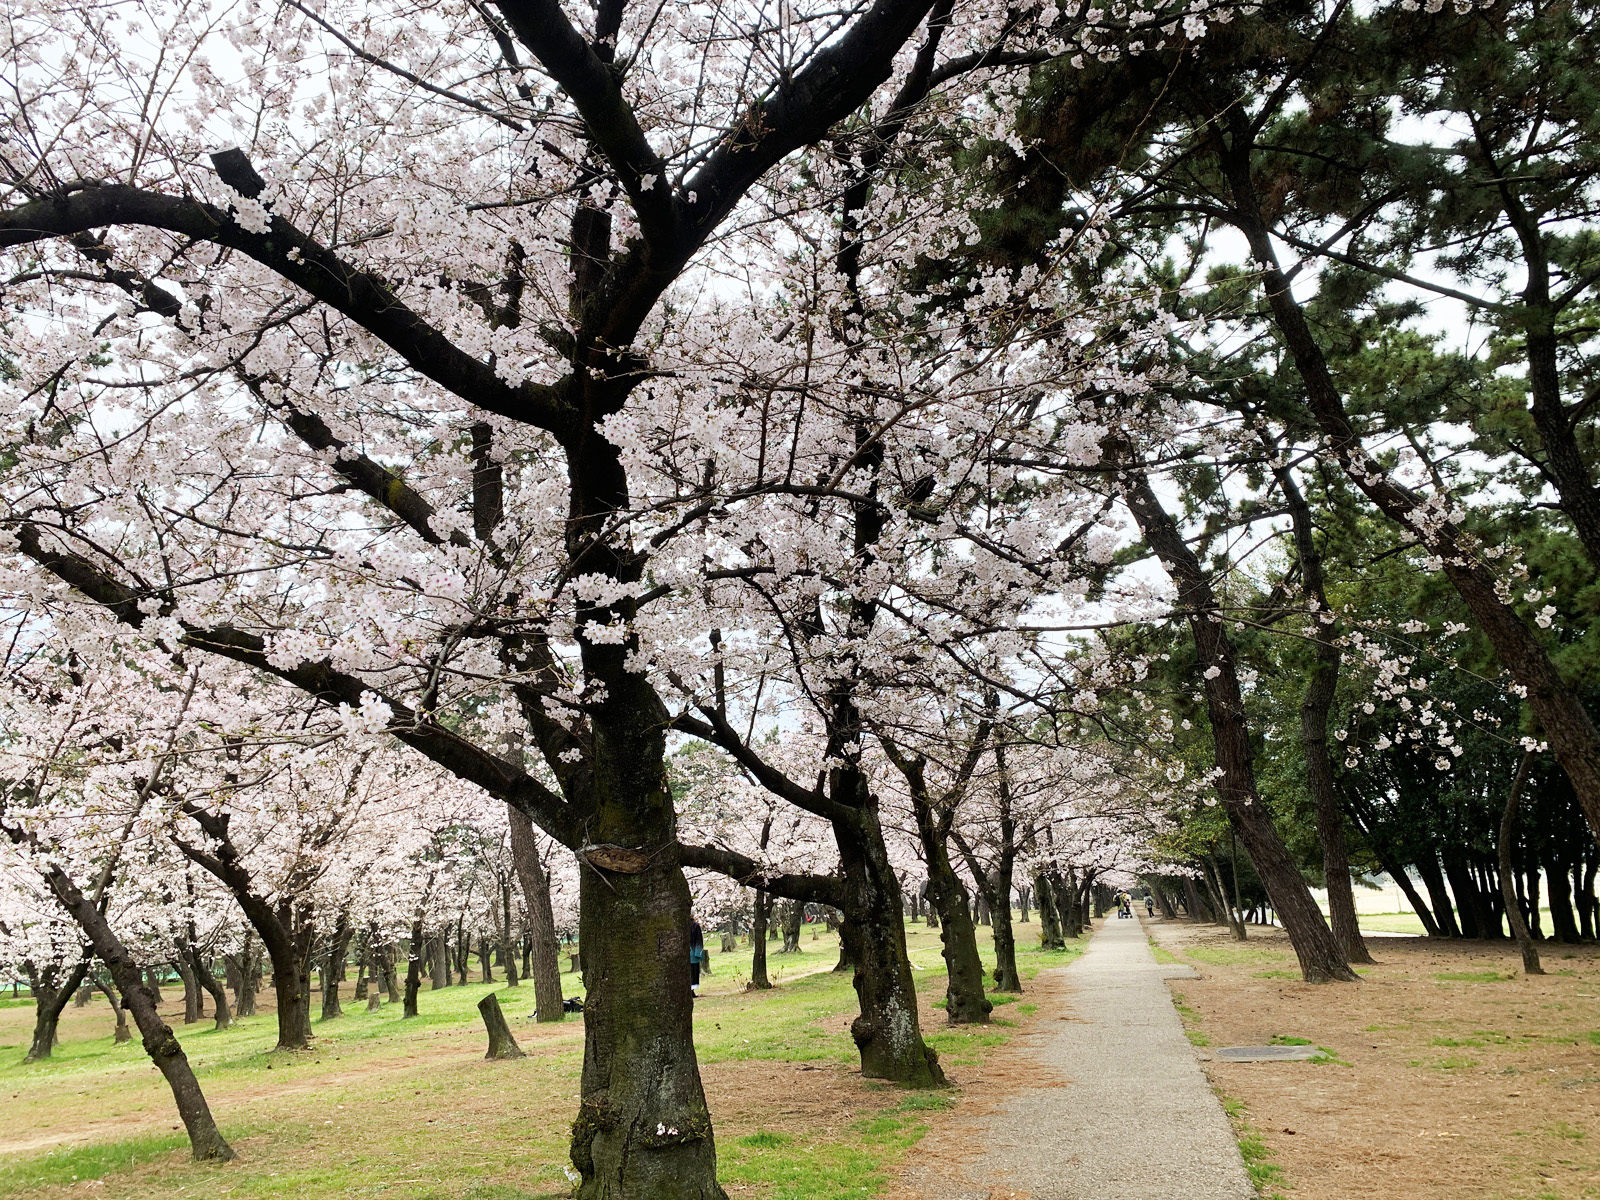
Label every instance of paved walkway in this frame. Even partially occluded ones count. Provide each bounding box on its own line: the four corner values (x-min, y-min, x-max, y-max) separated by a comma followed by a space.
900, 914, 1254, 1200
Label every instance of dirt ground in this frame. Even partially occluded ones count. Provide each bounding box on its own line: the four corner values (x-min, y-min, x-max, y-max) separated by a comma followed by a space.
1149, 919, 1600, 1200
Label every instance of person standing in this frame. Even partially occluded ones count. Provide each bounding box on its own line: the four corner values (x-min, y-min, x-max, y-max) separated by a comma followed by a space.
689, 919, 705, 997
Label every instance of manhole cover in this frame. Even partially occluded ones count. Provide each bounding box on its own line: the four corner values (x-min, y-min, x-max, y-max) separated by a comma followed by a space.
1214, 1045, 1320, 1062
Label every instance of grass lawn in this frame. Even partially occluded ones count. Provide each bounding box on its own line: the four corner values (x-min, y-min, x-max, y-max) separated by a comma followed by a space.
0, 918, 1081, 1199
1357, 909, 1559, 937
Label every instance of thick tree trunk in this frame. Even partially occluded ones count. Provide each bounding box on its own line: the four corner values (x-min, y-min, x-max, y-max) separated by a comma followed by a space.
1123, 470, 1355, 982
912, 797, 990, 1024
24, 955, 89, 1061
1034, 872, 1065, 949
1500, 753, 1544, 975
1546, 855, 1582, 944
830, 800, 945, 1087
508, 807, 564, 1021
748, 889, 772, 990
478, 992, 525, 1059
268, 949, 314, 1048
566, 734, 725, 1200
28, 860, 233, 1160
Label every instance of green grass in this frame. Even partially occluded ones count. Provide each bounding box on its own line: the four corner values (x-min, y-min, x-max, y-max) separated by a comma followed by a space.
1356, 909, 1560, 937
1184, 945, 1287, 967
1148, 943, 1182, 965
1219, 1095, 1287, 1200
0, 919, 1074, 1200
1434, 970, 1513, 983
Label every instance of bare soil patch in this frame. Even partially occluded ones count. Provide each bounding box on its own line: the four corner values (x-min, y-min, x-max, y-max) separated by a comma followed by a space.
1151, 918, 1600, 1200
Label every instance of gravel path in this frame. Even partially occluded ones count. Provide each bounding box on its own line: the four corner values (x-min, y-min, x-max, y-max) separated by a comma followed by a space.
899, 914, 1255, 1200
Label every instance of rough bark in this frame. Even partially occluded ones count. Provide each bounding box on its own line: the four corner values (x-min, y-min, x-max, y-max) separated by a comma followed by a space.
835, 804, 946, 1086
508, 806, 564, 1021
780, 899, 804, 954
24, 954, 89, 1061
913, 800, 991, 1024
1500, 753, 1545, 975
1121, 469, 1355, 981
172, 953, 202, 1024
478, 992, 526, 1059
1034, 871, 1066, 949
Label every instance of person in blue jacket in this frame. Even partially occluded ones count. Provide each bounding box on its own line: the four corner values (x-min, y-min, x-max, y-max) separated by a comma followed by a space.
689, 919, 706, 997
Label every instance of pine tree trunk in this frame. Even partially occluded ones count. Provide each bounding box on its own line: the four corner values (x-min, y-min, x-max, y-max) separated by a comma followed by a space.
1547, 855, 1582, 944
1279, 461, 1375, 966
1574, 857, 1587, 947
1500, 754, 1545, 974
1122, 470, 1355, 982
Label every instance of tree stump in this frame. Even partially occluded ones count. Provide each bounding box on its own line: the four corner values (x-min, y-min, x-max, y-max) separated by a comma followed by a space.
478, 993, 525, 1060
366, 987, 382, 1013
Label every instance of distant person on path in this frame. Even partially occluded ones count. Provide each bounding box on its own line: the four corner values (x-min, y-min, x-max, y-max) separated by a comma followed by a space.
689, 919, 705, 997
1145, 894, 1155, 918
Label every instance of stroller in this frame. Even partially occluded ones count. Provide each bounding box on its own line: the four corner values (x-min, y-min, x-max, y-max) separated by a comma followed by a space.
1116, 893, 1133, 919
